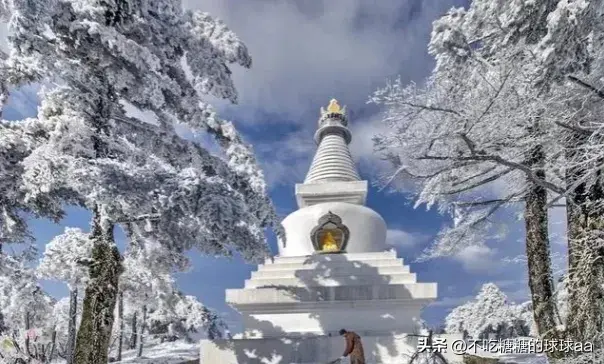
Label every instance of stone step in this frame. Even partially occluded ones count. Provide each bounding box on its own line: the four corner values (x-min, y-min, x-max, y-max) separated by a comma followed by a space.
227, 283, 437, 305
266, 251, 397, 264
244, 273, 418, 288
250, 265, 411, 279
257, 258, 404, 271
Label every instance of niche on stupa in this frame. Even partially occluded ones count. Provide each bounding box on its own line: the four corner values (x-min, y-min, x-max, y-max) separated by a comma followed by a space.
310, 211, 349, 254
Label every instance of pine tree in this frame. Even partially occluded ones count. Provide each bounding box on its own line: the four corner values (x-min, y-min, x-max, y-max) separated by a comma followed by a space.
37, 227, 93, 364
445, 283, 532, 340
371, 1, 604, 355
3, 1, 282, 363
371, 7, 561, 347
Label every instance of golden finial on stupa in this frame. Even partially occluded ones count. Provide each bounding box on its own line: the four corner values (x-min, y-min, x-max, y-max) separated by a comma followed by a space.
327, 99, 342, 114
319, 98, 346, 120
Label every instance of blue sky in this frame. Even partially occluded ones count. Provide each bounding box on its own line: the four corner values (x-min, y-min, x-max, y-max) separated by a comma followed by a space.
2, 0, 569, 332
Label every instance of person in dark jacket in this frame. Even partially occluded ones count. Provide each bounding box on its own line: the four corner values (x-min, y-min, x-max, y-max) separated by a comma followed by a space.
337, 328, 365, 364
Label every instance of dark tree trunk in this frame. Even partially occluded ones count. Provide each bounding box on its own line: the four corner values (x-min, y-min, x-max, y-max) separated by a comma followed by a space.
0, 311, 6, 336
137, 305, 147, 358
0, 243, 6, 335
521, 125, 561, 360
565, 177, 604, 343
564, 132, 604, 347
49, 330, 57, 362
24, 311, 32, 357
73, 207, 123, 364
524, 143, 558, 338
524, 166, 561, 358
129, 311, 138, 349
117, 291, 124, 361
66, 287, 78, 364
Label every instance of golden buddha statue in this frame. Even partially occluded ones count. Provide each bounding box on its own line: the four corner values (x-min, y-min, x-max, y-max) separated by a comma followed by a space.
321, 231, 339, 252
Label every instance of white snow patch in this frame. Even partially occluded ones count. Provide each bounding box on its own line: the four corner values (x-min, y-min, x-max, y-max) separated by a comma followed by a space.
111, 341, 199, 364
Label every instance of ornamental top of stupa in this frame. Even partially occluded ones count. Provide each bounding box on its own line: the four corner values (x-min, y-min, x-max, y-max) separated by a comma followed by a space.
277, 99, 387, 257
304, 98, 360, 184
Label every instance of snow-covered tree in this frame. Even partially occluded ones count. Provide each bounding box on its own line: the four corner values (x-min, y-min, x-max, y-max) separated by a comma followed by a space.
371, 15, 560, 345
553, 274, 569, 329
38, 227, 93, 289
37, 227, 93, 364
445, 283, 532, 340
370, 0, 604, 351
118, 232, 175, 358
147, 294, 228, 342
49, 296, 84, 361
0, 101, 63, 338
0, 254, 57, 363
1, 1, 282, 363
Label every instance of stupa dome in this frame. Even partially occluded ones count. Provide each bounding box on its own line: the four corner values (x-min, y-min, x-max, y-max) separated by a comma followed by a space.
278, 202, 387, 257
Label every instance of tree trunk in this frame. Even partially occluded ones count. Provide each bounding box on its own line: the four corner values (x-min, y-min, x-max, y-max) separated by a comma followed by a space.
66, 287, 78, 364
565, 183, 604, 343
73, 207, 123, 364
129, 311, 138, 350
49, 330, 57, 362
137, 305, 147, 358
524, 144, 557, 337
117, 291, 124, 362
524, 143, 560, 359
564, 132, 604, 347
0, 242, 7, 335
24, 311, 32, 357
0, 312, 6, 335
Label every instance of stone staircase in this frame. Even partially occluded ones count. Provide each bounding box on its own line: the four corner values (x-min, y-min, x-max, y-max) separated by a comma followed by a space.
229, 251, 436, 306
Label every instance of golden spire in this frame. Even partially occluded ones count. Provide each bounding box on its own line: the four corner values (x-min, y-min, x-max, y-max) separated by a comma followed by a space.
326, 99, 342, 114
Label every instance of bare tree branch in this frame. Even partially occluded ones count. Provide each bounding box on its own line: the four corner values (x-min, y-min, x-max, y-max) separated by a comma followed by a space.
568, 75, 604, 100
114, 213, 161, 224
419, 154, 565, 194
399, 101, 462, 116
454, 198, 524, 207
553, 120, 593, 135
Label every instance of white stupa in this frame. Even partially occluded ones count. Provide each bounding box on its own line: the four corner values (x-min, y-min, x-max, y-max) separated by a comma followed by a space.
201, 100, 460, 364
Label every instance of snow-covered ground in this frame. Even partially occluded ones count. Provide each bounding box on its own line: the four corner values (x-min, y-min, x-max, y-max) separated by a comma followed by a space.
110, 341, 199, 364
41, 341, 200, 364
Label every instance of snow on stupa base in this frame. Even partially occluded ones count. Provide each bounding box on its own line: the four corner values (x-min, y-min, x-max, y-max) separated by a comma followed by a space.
199, 252, 464, 363
201, 332, 464, 363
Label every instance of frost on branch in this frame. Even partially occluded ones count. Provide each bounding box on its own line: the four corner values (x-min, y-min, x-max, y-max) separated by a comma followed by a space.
0, 118, 63, 249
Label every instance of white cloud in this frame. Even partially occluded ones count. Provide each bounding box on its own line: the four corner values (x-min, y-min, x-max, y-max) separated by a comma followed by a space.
386, 228, 431, 248
184, 0, 447, 122
179, 0, 459, 187
453, 245, 500, 274
429, 295, 474, 308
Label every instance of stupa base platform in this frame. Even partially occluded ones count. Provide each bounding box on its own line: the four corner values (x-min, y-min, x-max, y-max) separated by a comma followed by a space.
200, 333, 464, 364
